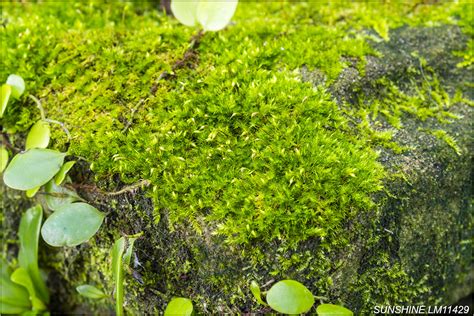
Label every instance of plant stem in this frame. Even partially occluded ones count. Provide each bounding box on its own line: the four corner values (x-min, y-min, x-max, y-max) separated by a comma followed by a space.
28, 95, 46, 120
44, 118, 71, 143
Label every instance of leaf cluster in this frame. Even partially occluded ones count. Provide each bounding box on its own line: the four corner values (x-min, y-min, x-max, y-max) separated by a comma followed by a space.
0, 206, 49, 314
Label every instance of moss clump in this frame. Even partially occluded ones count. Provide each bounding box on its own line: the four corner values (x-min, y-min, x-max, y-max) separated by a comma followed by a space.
1, 1, 472, 314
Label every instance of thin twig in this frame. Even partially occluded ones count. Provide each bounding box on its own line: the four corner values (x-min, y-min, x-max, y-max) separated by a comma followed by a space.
0, 131, 21, 153
122, 98, 145, 133
67, 179, 151, 197
261, 279, 275, 288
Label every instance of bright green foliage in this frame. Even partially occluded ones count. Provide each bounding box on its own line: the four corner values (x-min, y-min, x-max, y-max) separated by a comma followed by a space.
18, 205, 49, 304
25, 186, 40, 198
112, 237, 126, 316
249, 281, 266, 306
3, 149, 66, 190
164, 297, 194, 316
0, 146, 8, 172
266, 280, 314, 314
0, 207, 49, 314
10, 268, 46, 312
6, 74, 25, 99
112, 236, 136, 316
0, 84, 11, 118
0, 74, 24, 118
41, 202, 104, 247
54, 160, 76, 185
0, 260, 31, 314
76, 284, 107, 300
25, 120, 50, 150
317, 303, 353, 316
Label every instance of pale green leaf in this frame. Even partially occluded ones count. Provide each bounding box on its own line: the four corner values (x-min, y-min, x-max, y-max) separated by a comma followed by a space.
1, 84, 11, 118
10, 268, 46, 311
3, 149, 66, 190
0, 301, 30, 314
18, 205, 49, 304
76, 284, 107, 299
164, 297, 193, 316
266, 280, 314, 314
316, 304, 353, 316
171, 0, 199, 27
196, 0, 238, 31
250, 281, 267, 306
0, 259, 31, 312
41, 202, 104, 247
54, 160, 75, 185
112, 237, 126, 316
0, 146, 8, 173
44, 180, 81, 211
6, 74, 25, 99
25, 121, 50, 150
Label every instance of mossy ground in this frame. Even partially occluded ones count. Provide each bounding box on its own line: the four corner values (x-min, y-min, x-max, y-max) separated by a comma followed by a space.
1, 1, 472, 314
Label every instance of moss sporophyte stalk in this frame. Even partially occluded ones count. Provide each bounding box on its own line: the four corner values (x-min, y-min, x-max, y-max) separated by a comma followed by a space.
1, 1, 472, 314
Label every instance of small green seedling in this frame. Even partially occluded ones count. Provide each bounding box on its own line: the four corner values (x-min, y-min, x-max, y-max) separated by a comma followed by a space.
0, 205, 49, 314
266, 280, 314, 314
171, 0, 238, 31
1, 74, 25, 117
250, 279, 352, 315
164, 297, 194, 316
76, 235, 139, 314
251, 279, 314, 314
112, 236, 138, 316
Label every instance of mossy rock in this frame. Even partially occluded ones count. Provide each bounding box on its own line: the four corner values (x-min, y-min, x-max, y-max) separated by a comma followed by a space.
1, 2, 472, 314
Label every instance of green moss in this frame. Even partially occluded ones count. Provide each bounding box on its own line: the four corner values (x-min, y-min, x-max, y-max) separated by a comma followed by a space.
1, 1, 472, 314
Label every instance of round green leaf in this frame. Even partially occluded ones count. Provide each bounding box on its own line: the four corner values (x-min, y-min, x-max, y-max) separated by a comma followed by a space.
6, 74, 25, 99
3, 149, 66, 190
171, 0, 199, 27
316, 304, 353, 316
196, 1, 238, 31
25, 121, 50, 150
41, 202, 105, 247
164, 297, 193, 316
1, 146, 8, 173
1, 83, 11, 118
76, 284, 107, 299
266, 280, 315, 314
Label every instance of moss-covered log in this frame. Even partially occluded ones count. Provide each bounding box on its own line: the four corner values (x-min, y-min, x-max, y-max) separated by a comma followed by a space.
1, 2, 472, 314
